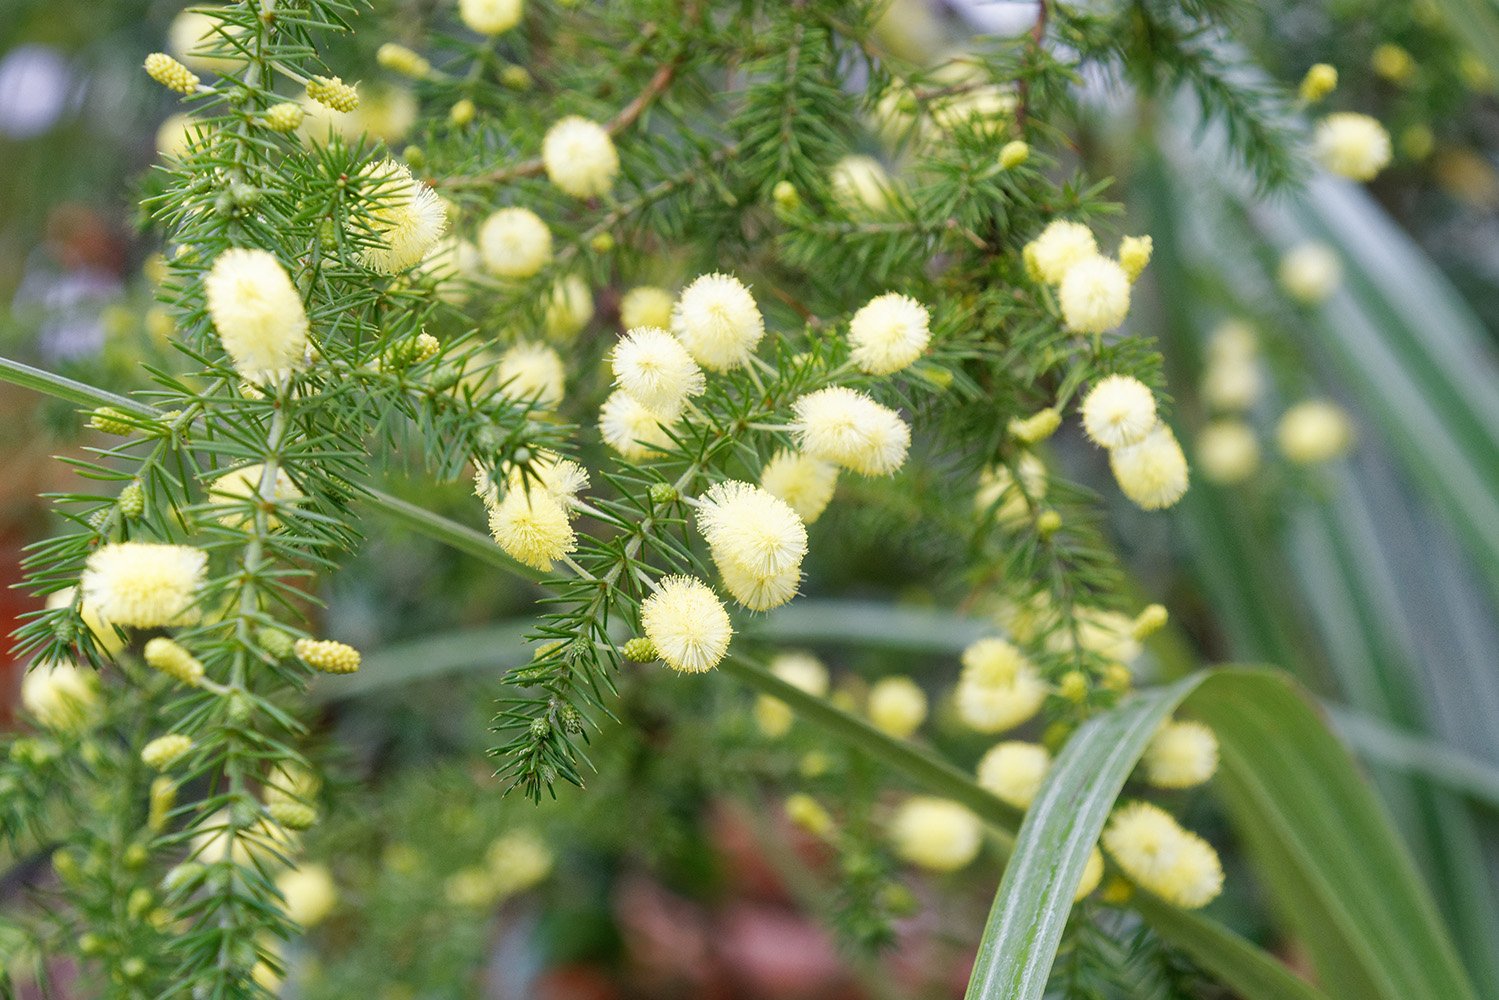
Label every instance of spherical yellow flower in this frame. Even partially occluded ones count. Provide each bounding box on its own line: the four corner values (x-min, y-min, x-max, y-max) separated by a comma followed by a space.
542, 116, 619, 198
1144, 720, 1219, 789
754, 651, 829, 737
1277, 400, 1353, 465
1109, 423, 1189, 510
867, 675, 928, 738
46, 587, 123, 655
792, 386, 910, 477
717, 559, 802, 612
620, 285, 675, 331
847, 292, 931, 375
498, 452, 590, 509
671, 273, 765, 371
496, 341, 565, 408
487, 486, 575, 571
956, 637, 1047, 733
1196, 420, 1260, 485
599, 389, 676, 459
276, 864, 337, 928
612, 326, 706, 415
830, 155, 893, 213
1081, 374, 1157, 449
759, 449, 838, 524
696, 481, 807, 578
1059, 256, 1131, 334
204, 248, 309, 379
355, 160, 447, 274
415, 235, 481, 302
485, 829, 553, 897
81, 542, 206, 629
974, 453, 1047, 526
1118, 235, 1153, 281
1202, 357, 1263, 413
458, 0, 523, 34
1279, 242, 1341, 304
478, 207, 552, 279
263, 102, 305, 134
999, 140, 1030, 170
1314, 112, 1392, 181
640, 576, 733, 674
977, 741, 1051, 809
891, 797, 982, 873
1056, 607, 1143, 663
208, 462, 303, 527
156, 112, 201, 159
1103, 801, 1223, 909
543, 274, 594, 339
1076, 847, 1105, 901
168, 7, 241, 73
21, 662, 99, 731
1025, 220, 1097, 285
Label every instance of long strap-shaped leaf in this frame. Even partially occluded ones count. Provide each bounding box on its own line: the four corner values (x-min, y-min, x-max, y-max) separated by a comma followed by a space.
965, 669, 1475, 1000
963, 678, 1195, 1000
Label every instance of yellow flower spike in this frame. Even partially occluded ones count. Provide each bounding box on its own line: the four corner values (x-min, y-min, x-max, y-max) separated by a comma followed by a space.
377, 43, 431, 79
1118, 235, 1153, 281
1058, 670, 1088, 702
1008, 407, 1061, 444
785, 793, 835, 837
148, 776, 177, 833
1371, 43, 1416, 85
263, 102, 305, 133
141, 734, 194, 772
449, 98, 477, 126
143, 637, 206, 686
1131, 603, 1169, 639
144, 53, 200, 95
1299, 63, 1338, 102
306, 75, 360, 113
293, 638, 362, 674
998, 140, 1030, 169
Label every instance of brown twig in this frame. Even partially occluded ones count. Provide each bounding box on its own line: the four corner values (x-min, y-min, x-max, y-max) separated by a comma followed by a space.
435, 4, 698, 190
1015, 0, 1050, 130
